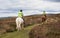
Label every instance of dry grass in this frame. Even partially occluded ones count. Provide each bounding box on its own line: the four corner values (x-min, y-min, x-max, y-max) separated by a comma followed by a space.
29, 17, 60, 38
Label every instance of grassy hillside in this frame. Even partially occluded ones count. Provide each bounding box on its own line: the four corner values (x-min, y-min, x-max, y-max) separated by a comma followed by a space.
0, 25, 36, 38
0, 14, 60, 38
29, 15, 60, 38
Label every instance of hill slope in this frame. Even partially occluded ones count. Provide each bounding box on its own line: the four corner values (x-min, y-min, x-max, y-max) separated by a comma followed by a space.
0, 25, 35, 38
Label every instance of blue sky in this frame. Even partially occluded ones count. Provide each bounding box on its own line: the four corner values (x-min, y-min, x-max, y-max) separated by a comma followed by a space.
0, 0, 60, 17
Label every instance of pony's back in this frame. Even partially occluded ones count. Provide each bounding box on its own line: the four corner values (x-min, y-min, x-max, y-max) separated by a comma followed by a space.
16, 17, 24, 24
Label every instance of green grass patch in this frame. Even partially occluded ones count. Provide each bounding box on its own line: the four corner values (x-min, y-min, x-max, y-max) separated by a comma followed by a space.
0, 25, 35, 38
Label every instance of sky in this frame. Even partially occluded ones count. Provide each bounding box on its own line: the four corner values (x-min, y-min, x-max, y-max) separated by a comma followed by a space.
0, 0, 60, 17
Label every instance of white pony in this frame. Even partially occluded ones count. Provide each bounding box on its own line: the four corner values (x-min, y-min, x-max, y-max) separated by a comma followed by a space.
16, 17, 24, 31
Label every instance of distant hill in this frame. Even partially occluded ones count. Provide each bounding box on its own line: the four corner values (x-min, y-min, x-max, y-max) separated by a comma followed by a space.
0, 14, 60, 26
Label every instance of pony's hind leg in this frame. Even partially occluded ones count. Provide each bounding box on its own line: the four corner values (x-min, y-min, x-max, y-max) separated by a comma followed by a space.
16, 24, 21, 31
16, 22, 21, 31
21, 23, 24, 30
16, 21, 18, 30
18, 23, 22, 31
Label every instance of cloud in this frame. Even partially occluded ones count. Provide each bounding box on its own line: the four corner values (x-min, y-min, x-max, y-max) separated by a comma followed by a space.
0, 0, 60, 14
43, 0, 60, 2
20, 0, 60, 12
